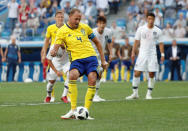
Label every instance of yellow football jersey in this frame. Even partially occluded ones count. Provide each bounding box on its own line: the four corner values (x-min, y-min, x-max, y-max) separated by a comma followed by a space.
46, 24, 61, 45
55, 23, 96, 61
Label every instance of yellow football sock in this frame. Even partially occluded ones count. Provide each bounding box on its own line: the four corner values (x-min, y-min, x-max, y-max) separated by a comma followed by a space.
84, 86, 96, 110
51, 87, 55, 97
115, 67, 119, 82
127, 70, 131, 82
112, 71, 116, 81
103, 69, 107, 80
121, 66, 125, 81
68, 80, 77, 110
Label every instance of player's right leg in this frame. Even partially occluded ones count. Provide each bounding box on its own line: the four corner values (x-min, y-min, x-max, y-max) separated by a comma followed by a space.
126, 70, 141, 100
61, 68, 80, 119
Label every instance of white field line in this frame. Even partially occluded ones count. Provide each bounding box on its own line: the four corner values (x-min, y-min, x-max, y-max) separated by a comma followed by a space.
0, 96, 188, 107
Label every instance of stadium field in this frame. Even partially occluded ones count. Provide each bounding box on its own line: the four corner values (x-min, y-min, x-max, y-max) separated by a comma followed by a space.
0, 81, 188, 131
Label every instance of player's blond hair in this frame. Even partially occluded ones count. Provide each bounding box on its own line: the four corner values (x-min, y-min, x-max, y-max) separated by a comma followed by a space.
55, 10, 64, 17
69, 8, 81, 16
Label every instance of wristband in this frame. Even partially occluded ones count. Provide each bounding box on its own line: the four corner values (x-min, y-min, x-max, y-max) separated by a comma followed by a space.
161, 53, 165, 57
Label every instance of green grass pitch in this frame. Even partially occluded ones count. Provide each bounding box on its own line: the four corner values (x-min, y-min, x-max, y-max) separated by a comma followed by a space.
0, 81, 188, 131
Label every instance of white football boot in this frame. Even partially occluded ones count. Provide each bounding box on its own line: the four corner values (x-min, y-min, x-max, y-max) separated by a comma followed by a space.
50, 97, 55, 102
87, 116, 94, 120
126, 93, 139, 100
145, 93, 152, 100
61, 110, 75, 119
93, 95, 106, 102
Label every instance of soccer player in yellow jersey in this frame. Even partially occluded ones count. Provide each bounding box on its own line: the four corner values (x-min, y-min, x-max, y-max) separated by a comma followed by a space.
41, 11, 69, 103
51, 9, 108, 120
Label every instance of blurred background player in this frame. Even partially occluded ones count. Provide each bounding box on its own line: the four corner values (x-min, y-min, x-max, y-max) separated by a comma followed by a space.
109, 42, 121, 82
120, 37, 132, 82
167, 40, 182, 81
45, 44, 70, 103
126, 13, 165, 100
51, 9, 107, 120
4, 36, 21, 82
91, 16, 112, 102
41, 10, 68, 102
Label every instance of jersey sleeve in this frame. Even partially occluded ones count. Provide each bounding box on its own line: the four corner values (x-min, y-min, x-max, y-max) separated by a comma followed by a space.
54, 28, 65, 45
135, 27, 141, 40
45, 26, 51, 38
85, 24, 95, 40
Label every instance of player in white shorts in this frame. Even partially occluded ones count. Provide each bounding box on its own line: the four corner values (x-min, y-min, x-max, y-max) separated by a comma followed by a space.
91, 16, 112, 102
126, 12, 165, 100
44, 44, 70, 103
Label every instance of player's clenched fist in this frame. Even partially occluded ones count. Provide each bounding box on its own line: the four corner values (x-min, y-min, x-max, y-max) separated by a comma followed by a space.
102, 61, 108, 70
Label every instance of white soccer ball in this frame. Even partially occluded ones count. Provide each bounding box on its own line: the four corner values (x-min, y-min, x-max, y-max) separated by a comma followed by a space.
24, 78, 33, 83
74, 106, 89, 120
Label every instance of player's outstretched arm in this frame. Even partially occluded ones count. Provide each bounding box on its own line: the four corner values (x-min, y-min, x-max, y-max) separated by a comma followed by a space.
92, 37, 108, 70
131, 40, 140, 64
159, 42, 165, 63
41, 37, 50, 63
47, 58, 62, 77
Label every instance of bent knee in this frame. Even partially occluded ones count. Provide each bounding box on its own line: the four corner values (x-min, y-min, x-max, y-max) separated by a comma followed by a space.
88, 72, 97, 85
69, 69, 80, 80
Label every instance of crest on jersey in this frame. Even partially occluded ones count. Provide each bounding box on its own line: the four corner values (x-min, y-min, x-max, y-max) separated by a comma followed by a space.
81, 28, 85, 35
68, 34, 71, 37
54, 31, 57, 34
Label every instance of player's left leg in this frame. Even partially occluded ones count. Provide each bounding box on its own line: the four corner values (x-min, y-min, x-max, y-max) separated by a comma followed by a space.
146, 55, 158, 99
84, 71, 97, 120
85, 72, 97, 109
146, 72, 155, 99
